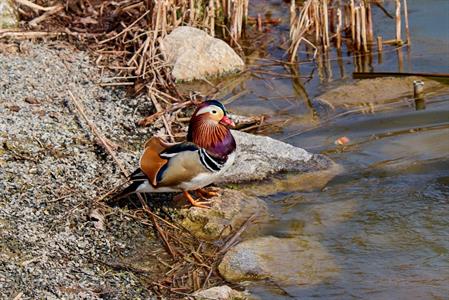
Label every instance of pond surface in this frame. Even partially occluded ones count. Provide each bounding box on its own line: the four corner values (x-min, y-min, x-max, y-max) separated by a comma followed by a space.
221, 1, 449, 299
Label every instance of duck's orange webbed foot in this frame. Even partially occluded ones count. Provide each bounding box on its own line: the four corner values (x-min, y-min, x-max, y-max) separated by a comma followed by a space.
183, 191, 211, 209
195, 188, 220, 199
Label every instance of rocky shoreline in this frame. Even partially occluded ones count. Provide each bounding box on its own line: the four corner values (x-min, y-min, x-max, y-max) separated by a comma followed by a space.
0, 42, 339, 299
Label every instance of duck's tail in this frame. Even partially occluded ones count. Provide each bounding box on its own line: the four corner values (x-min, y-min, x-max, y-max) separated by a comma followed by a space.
107, 169, 148, 205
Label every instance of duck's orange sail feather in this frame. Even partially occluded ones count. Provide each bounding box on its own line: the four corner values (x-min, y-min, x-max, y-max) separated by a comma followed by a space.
139, 137, 171, 187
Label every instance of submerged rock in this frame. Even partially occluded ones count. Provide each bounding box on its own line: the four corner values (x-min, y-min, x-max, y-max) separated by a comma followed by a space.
238, 161, 343, 196
218, 236, 338, 285
161, 26, 244, 81
313, 76, 448, 110
193, 285, 254, 300
177, 189, 268, 241
0, 0, 18, 28
220, 130, 337, 186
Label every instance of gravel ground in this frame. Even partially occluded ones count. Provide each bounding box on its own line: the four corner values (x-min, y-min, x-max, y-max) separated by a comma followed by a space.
0, 42, 168, 299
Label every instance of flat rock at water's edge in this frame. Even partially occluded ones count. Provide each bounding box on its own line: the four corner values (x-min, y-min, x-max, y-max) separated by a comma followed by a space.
218, 236, 339, 285
161, 26, 244, 81
177, 189, 268, 241
219, 130, 337, 185
313, 76, 448, 110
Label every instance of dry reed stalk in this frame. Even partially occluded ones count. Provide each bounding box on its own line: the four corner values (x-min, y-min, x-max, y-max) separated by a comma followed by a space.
350, 0, 356, 42
322, 0, 330, 49
343, 3, 350, 30
403, 0, 411, 45
395, 0, 402, 44
360, 1, 368, 52
365, 0, 374, 43
355, 6, 361, 51
377, 35, 383, 52
397, 47, 404, 72
314, 1, 320, 44
336, 7, 342, 49
288, 0, 315, 62
228, 0, 248, 42
329, 7, 335, 33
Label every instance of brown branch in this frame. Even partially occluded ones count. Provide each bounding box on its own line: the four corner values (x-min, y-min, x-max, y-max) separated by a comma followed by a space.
14, 0, 58, 11
138, 100, 194, 126
219, 213, 257, 254
68, 91, 129, 177
138, 194, 177, 258
29, 5, 64, 27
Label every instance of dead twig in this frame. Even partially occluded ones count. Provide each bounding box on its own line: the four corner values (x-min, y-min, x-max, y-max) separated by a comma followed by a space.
0, 31, 65, 39
68, 91, 129, 177
28, 5, 64, 27
14, 0, 58, 11
138, 194, 178, 258
219, 213, 257, 254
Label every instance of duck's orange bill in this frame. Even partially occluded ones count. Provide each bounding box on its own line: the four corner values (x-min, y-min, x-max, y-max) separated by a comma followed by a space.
219, 115, 235, 127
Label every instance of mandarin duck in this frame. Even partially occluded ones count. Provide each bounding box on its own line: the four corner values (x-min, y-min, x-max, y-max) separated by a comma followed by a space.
116, 100, 236, 208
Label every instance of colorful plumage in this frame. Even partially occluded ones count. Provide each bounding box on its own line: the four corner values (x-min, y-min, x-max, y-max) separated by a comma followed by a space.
115, 100, 236, 208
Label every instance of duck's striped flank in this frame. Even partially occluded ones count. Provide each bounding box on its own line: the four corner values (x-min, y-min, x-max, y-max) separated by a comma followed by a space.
199, 148, 224, 172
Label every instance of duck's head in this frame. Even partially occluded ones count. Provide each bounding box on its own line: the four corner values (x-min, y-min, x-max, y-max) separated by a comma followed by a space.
190, 100, 235, 127
187, 100, 236, 155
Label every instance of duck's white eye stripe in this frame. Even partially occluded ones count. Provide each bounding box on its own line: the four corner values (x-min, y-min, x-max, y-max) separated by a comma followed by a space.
196, 105, 221, 116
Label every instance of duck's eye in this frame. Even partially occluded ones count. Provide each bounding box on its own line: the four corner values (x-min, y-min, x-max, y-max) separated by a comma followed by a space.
211, 110, 217, 114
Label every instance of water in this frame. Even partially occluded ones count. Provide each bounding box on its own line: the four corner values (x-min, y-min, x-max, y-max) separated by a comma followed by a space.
222, 1, 449, 298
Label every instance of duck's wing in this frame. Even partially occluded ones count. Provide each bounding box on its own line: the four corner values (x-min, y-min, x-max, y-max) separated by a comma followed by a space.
140, 137, 201, 187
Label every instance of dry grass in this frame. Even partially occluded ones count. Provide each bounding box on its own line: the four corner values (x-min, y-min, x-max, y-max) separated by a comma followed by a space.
288, 0, 411, 62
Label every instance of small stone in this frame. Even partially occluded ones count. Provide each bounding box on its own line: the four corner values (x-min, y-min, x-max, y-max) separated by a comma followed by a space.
8, 105, 21, 112
25, 97, 40, 104
193, 285, 253, 300
161, 26, 244, 81
219, 236, 339, 285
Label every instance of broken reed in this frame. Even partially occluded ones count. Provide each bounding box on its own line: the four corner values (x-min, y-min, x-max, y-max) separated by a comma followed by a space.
289, 0, 411, 62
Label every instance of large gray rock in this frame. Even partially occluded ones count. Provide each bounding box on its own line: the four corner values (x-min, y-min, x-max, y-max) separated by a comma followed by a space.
0, 0, 18, 28
161, 26, 244, 81
177, 189, 268, 241
218, 236, 338, 285
220, 130, 337, 185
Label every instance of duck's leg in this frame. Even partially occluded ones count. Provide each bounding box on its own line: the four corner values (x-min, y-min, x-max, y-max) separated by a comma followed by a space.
195, 188, 220, 199
183, 191, 211, 209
